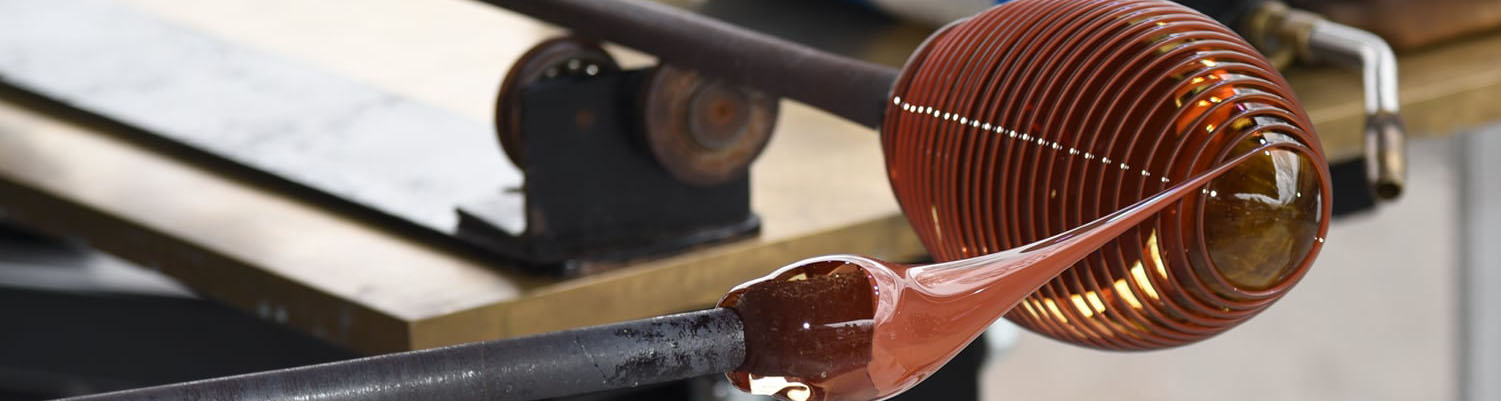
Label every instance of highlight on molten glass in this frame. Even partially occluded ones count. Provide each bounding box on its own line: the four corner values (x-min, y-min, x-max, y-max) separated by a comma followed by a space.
717, 0, 1333, 400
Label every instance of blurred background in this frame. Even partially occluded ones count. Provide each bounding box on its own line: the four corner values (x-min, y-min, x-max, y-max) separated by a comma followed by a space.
0, 0, 1497, 400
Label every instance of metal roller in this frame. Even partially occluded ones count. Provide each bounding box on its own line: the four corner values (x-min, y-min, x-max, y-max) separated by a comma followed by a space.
640, 64, 779, 186
495, 37, 620, 168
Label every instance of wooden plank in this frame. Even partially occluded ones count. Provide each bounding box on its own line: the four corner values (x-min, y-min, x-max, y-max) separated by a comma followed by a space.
0, 94, 523, 353
0, 0, 927, 354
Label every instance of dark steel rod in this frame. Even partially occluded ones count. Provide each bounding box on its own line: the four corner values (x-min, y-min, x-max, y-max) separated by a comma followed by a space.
56, 309, 745, 401
480, 0, 899, 129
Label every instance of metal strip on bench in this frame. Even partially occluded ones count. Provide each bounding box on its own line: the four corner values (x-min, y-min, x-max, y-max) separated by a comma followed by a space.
0, 0, 524, 236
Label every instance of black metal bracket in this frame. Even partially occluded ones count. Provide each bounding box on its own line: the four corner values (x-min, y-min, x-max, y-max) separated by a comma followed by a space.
458, 69, 760, 276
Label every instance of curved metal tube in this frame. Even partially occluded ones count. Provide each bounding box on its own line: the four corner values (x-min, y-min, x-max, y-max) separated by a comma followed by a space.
1308, 21, 1401, 116
1306, 19, 1406, 200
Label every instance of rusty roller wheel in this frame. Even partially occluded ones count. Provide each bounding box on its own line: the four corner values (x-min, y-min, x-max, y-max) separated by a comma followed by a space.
495, 37, 620, 168
640, 64, 778, 186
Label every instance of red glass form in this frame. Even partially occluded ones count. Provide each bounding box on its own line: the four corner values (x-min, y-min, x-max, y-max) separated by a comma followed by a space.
719, 0, 1333, 400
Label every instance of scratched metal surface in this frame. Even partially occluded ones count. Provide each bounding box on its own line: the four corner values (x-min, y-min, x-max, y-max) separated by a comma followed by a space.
0, 0, 525, 235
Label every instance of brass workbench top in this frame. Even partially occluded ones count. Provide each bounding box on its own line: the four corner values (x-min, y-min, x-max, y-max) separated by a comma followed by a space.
0, 0, 1496, 354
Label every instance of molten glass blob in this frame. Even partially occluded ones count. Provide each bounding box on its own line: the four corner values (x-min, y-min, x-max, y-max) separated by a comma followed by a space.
722, 262, 877, 401
720, 146, 1317, 401
1202, 134, 1325, 290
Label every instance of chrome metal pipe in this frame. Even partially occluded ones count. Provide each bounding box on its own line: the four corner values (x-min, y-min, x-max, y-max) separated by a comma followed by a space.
1306, 19, 1407, 200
